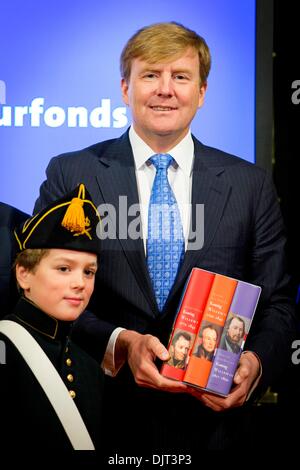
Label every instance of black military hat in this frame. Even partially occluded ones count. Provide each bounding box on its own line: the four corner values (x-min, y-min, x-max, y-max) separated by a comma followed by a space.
14, 184, 101, 255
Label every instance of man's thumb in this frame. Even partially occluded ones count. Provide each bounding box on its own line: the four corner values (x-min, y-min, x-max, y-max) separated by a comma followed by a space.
234, 365, 249, 384
149, 336, 170, 360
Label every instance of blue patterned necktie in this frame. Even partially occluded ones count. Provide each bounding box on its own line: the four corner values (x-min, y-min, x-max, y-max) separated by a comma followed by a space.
147, 154, 185, 311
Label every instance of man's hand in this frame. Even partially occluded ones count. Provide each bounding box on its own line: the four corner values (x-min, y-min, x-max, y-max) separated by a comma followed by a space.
115, 330, 188, 393
187, 351, 261, 411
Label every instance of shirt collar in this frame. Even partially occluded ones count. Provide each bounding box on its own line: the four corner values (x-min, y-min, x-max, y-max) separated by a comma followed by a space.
129, 126, 194, 176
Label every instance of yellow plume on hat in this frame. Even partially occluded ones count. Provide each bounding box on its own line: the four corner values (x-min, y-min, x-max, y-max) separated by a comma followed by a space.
61, 184, 86, 233
14, 183, 101, 254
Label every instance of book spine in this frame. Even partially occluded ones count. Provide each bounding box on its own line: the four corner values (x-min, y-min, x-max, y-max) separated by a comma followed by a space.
183, 274, 238, 388
206, 281, 261, 396
161, 268, 215, 381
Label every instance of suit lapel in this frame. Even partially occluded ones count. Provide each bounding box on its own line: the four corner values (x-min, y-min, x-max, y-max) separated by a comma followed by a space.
94, 133, 158, 315
92, 132, 232, 317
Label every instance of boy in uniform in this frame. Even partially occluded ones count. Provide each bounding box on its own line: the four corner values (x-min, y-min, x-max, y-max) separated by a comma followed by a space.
0, 184, 103, 457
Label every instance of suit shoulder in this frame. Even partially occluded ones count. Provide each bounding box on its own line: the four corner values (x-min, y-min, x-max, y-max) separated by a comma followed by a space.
203, 143, 263, 169
0, 202, 29, 227
51, 137, 119, 164
197, 141, 268, 179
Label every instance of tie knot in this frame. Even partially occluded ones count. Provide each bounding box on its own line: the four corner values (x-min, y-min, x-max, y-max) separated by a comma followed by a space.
150, 153, 174, 171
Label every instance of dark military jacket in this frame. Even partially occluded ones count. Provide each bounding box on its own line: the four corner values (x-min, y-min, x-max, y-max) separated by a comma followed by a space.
0, 297, 103, 454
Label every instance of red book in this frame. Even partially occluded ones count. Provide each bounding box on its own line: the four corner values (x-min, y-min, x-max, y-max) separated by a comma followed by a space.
183, 274, 238, 388
161, 269, 215, 381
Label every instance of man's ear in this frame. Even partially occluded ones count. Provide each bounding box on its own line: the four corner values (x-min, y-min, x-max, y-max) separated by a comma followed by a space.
121, 78, 130, 106
15, 265, 31, 290
198, 82, 207, 108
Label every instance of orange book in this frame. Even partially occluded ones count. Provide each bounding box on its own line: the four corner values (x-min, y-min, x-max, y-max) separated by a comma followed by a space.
161, 268, 215, 381
183, 274, 237, 388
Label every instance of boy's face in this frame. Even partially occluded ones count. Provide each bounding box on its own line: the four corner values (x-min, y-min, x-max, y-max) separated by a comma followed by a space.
16, 249, 97, 321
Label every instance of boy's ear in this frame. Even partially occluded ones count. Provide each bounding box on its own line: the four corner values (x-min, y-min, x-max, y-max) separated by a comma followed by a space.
16, 265, 31, 290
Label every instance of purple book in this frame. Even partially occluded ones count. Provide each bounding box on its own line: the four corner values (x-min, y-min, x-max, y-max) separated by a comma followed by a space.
206, 280, 261, 396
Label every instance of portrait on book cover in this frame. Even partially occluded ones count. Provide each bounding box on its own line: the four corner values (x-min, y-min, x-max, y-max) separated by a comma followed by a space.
193, 321, 222, 362
219, 313, 250, 355
167, 329, 194, 370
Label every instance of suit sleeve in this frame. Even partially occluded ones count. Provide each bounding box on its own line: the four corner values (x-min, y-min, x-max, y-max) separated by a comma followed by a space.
245, 170, 297, 392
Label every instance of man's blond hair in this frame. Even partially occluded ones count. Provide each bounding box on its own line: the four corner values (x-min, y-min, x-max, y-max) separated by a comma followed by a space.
120, 22, 211, 86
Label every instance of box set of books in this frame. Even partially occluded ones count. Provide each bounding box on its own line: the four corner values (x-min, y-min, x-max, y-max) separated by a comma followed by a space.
161, 268, 261, 396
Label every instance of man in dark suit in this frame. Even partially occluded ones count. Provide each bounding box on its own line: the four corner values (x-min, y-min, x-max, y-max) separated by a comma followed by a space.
34, 22, 296, 454
0, 202, 29, 316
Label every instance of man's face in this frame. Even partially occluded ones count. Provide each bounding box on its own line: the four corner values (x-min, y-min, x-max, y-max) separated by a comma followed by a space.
173, 336, 190, 361
227, 318, 244, 344
202, 328, 217, 353
121, 47, 206, 148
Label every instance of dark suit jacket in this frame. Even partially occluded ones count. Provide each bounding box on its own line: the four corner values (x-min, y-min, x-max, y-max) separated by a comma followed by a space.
0, 202, 29, 316
34, 130, 296, 452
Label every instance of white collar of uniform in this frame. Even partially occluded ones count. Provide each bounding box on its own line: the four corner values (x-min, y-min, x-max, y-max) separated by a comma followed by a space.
129, 126, 194, 176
